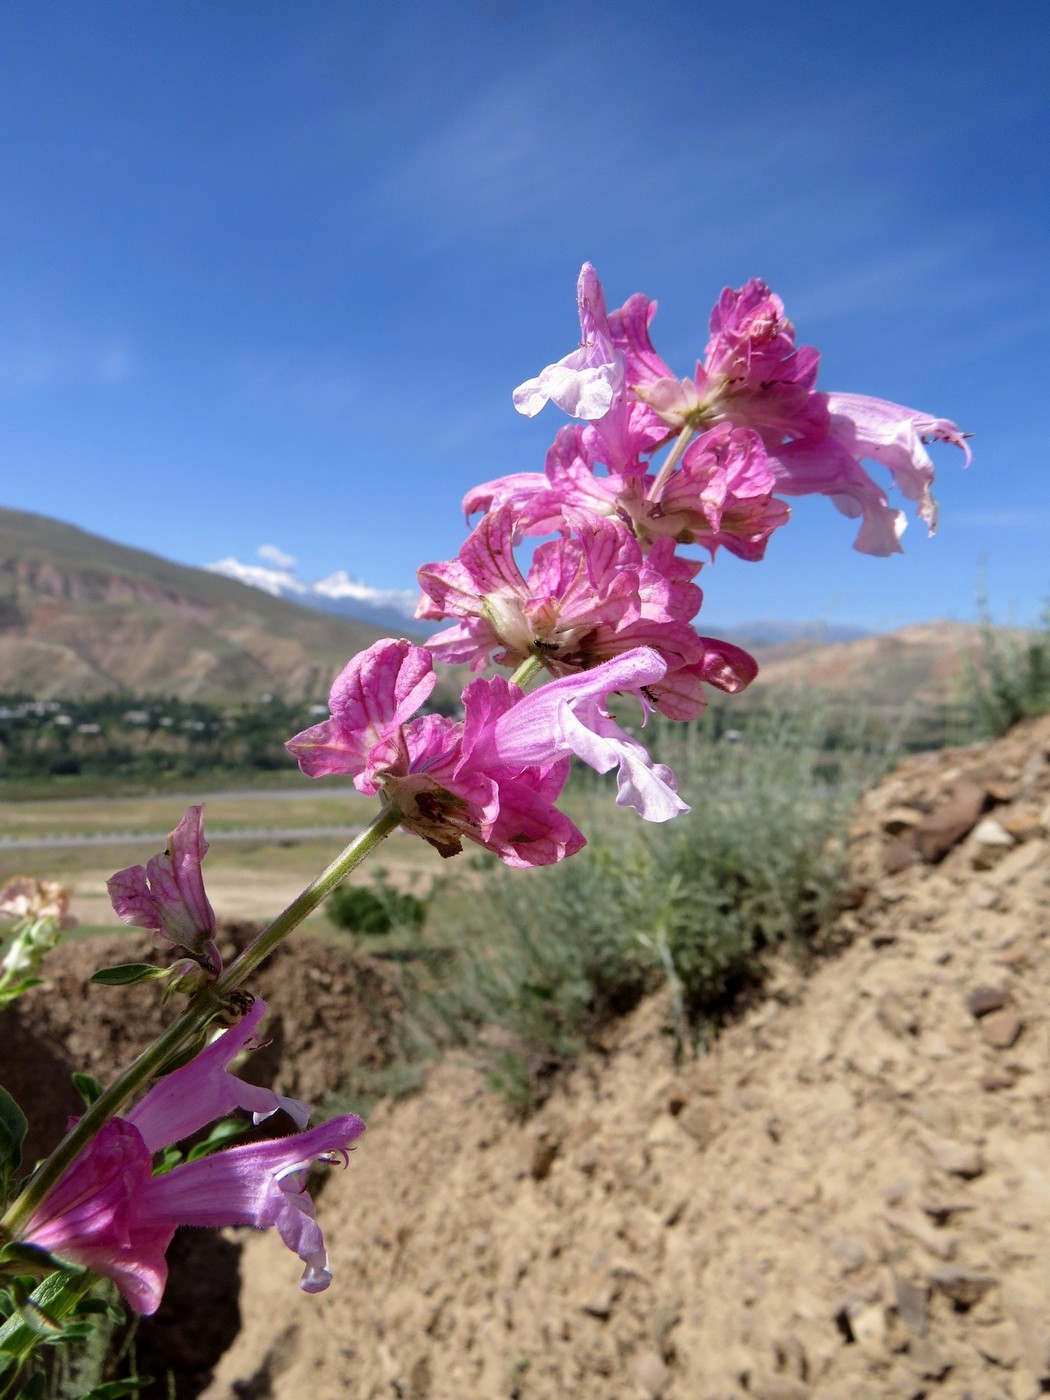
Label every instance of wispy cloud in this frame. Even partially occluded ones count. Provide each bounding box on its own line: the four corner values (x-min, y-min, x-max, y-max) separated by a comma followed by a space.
0, 338, 137, 396
951, 509, 1050, 531
258, 543, 296, 568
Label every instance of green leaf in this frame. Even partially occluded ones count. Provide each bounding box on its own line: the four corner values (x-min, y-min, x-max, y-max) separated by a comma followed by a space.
74, 1297, 125, 1324
0, 978, 42, 1006
185, 1117, 248, 1162
14, 1372, 46, 1399
0, 1243, 82, 1278
0, 1086, 27, 1178
0, 1272, 92, 1364
80, 1380, 155, 1399
71, 1072, 105, 1108
152, 1145, 183, 1175
89, 963, 163, 986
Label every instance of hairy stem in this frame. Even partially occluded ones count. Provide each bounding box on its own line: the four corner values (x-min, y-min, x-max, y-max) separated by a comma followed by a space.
510, 655, 545, 690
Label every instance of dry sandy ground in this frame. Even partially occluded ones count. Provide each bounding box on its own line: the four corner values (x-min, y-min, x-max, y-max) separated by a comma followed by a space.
201, 715, 1050, 1400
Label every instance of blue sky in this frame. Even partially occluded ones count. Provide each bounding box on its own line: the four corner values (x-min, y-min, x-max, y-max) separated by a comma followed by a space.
1, 0, 1047, 632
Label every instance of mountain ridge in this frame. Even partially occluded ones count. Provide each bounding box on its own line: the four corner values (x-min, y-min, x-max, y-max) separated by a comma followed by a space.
0, 507, 393, 701
0, 506, 997, 717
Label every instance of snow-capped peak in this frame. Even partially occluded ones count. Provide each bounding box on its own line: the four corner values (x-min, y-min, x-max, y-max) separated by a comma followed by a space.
204, 549, 428, 633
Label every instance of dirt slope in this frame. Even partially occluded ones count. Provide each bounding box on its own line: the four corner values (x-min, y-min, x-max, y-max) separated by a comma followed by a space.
204, 715, 1050, 1400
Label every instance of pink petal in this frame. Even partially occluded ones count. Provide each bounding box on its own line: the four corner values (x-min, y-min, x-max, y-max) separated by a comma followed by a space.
137, 1116, 365, 1295
127, 1000, 308, 1152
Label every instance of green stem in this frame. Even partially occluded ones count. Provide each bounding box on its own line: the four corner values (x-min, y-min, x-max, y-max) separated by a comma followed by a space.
646, 422, 696, 501
510, 655, 544, 690
0, 804, 401, 1239
212, 803, 402, 994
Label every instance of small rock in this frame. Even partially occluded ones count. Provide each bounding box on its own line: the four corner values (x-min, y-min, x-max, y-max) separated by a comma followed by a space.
579, 1253, 618, 1318
882, 1208, 956, 1260
921, 1195, 973, 1225
974, 886, 1003, 910
980, 1070, 1015, 1092
894, 1277, 930, 1337
666, 1083, 689, 1116
995, 944, 1029, 966
924, 1135, 984, 1179
575, 1141, 601, 1176
831, 1239, 868, 1274
751, 1380, 810, 1400
914, 781, 986, 863
887, 1363, 927, 1399
981, 776, 1017, 802
663, 1196, 688, 1227
878, 992, 920, 1037
976, 1322, 1021, 1367
870, 928, 899, 948
529, 1131, 561, 1181
980, 1009, 1023, 1049
634, 1348, 671, 1398
850, 1303, 887, 1356
1009, 1303, 1050, 1383
677, 1100, 720, 1148
928, 1265, 997, 1308
908, 1335, 951, 1380
1000, 808, 1044, 841
970, 817, 1015, 847
884, 836, 919, 875
965, 985, 1009, 1018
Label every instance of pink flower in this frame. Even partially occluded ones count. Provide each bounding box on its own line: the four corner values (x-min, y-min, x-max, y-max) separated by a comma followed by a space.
464, 420, 791, 566
476, 649, 689, 822
107, 807, 220, 974
506, 265, 969, 557
22, 999, 364, 1314
513, 263, 624, 421
610, 277, 825, 445
419, 506, 698, 671
287, 640, 689, 862
418, 504, 756, 722
287, 639, 584, 866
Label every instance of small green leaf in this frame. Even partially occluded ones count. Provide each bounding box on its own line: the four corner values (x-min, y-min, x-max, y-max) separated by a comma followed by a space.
185, 1117, 248, 1162
0, 978, 42, 1006
74, 1297, 125, 1324
89, 963, 164, 986
81, 1380, 155, 1399
152, 1146, 183, 1175
0, 1086, 27, 1177
71, 1072, 105, 1108
14, 1372, 46, 1399
87, 1380, 155, 1399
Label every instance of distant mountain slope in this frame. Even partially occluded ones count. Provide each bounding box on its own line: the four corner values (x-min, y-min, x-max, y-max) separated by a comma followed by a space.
0, 506, 1007, 721
0, 507, 395, 701
745, 619, 996, 720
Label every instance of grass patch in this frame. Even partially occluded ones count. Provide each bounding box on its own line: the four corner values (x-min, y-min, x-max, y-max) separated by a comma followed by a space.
965, 597, 1050, 737
393, 695, 886, 1109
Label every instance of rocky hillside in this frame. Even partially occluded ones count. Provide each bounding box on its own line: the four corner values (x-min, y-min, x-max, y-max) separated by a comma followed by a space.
196, 713, 1050, 1400
0, 507, 390, 700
